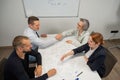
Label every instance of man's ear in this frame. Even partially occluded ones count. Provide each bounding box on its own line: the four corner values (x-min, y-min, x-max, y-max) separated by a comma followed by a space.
17, 46, 23, 52
29, 24, 32, 28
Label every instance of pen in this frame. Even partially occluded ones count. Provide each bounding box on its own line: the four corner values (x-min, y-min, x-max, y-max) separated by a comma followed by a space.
76, 71, 83, 77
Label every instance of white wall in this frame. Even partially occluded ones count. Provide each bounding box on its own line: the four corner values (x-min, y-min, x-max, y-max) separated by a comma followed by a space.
0, 0, 120, 46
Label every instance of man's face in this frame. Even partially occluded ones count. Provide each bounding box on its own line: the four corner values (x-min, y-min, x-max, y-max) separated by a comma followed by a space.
21, 39, 32, 53
77, 21, 84, 31
29, 20, 40, 31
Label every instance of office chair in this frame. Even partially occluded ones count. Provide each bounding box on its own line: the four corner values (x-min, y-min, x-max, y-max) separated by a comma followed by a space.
0, 58, 7, 80
102, 48, 117, 78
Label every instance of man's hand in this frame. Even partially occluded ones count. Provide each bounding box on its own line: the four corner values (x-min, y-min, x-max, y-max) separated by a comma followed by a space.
34, 65, 42, 77
55, 34, 62, 40
66, 40, 72, 44
41, 34, 47, 38
47, 68, 57, 77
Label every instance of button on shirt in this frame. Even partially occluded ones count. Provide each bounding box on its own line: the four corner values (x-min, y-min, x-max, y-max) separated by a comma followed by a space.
23, 27, 58, 50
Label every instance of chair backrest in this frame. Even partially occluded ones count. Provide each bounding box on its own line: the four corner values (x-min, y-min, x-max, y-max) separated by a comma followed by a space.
0, 58, 7, 80
103, 48, 117, 77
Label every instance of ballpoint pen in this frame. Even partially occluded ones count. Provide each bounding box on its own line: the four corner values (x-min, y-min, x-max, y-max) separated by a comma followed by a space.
76, 71, 83, 77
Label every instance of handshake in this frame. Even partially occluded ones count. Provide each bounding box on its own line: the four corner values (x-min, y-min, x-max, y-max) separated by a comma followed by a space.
40, 33, 63, 41
55, 34, 63, 41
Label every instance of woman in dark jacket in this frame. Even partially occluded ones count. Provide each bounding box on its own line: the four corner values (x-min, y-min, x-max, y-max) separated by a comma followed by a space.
61, 32, 106, 78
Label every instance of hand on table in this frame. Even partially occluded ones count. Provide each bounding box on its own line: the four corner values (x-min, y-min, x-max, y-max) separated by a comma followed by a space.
41, 34, 47, 38
47, 68, 57, 77
34, 65, 42, 77
66, 40, 72, 44
60, 54, 67, 61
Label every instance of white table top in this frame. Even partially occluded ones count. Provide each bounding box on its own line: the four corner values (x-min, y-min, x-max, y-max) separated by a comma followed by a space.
38, 35, 102, 80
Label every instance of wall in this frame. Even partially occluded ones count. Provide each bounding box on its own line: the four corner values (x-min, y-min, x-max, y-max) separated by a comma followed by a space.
0, 0, 120, 46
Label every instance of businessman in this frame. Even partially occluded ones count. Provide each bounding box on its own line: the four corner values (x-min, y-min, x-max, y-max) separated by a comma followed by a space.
4, 35, 56, 80
24, 16, 62, 51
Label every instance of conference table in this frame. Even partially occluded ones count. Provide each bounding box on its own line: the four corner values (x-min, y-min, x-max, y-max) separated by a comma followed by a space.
38, 35, 102, 80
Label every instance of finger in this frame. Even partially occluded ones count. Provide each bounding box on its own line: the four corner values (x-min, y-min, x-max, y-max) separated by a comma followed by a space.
60, 57, 64, 61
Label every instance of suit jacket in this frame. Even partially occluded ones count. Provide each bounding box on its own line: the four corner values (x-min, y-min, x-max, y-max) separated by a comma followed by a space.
73, 43, 106, 77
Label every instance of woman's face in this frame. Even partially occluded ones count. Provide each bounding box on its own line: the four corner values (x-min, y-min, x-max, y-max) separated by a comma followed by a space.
88, 36, 100, 49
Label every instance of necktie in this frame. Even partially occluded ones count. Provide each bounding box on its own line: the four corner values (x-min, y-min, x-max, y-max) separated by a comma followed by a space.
36, 32, 40, 38
35, 32, 39, 52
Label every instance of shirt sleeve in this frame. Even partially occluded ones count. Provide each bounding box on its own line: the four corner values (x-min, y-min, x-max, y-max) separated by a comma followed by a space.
34, 73, 48, 80
62, 29, 76, 37
32, 36, 58, 49
24, 28, 58, 49
73, 43, 89, 55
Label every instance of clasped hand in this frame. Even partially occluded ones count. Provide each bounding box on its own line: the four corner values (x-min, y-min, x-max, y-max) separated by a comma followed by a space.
55, 34, 63, 40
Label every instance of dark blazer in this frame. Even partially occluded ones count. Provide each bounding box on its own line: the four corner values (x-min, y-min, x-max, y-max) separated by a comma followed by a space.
73, 43, 106, 78
4, 50, 48, 80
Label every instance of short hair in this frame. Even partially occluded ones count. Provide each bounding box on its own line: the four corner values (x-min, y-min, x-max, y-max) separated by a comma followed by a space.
90, 32, 104, 45
28, 16, 39, 25
12, 35, 29, 49
80, 18, 89, 31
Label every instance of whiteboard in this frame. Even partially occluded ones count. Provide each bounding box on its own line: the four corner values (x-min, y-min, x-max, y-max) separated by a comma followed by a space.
23, 0, 80, 18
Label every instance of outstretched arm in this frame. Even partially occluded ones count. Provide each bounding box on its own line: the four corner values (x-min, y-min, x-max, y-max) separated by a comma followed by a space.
60, 50, 74, 61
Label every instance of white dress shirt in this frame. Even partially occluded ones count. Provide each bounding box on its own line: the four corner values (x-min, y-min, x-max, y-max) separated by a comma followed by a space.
23, 27, 58, 50
62, 29, 90, 47
85, 48, 96, 58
